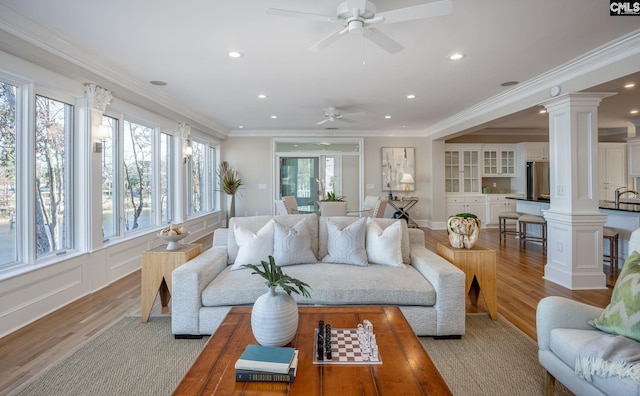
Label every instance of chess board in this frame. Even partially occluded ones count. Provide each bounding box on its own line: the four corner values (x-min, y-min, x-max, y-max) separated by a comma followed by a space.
313, 328, 382, 365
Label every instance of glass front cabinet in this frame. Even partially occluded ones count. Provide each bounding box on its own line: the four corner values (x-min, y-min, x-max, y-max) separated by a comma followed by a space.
445, 145, 481, 193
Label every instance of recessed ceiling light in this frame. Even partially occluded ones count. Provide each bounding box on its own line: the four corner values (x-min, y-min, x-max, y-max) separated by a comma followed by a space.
238, 125, 244, 129
257, 94, 267, 99
270, 115, 278, 119
448, 53, 465, 60
384, 115, 391, 119
150, 80, 167, 86
500, 81, 519, 87
539, 109, 547, 114
631, 109, 639, 114
625, 83, 636, 89
407, 94, 416, 99
228, 51, 243, 58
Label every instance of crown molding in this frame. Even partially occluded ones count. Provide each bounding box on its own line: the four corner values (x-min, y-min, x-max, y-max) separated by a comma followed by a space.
424, 29, 640, 141
0, 4, 228, 140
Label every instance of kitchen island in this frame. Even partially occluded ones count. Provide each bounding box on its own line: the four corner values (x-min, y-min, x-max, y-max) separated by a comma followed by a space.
508, 197, 640, 260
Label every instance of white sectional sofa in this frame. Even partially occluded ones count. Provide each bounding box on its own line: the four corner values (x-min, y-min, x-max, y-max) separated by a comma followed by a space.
171, 214, 466, 338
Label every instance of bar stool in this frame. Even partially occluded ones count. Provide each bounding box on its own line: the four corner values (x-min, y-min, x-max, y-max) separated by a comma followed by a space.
519, 214, 547, 251
603, 227, 619, 273
498, 211, 523, 241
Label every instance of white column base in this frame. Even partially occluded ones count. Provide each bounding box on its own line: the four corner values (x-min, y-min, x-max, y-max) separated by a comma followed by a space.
542, 210, 608, 290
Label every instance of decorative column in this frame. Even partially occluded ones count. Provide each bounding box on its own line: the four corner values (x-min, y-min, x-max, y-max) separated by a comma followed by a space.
174, 123, 191, 224
541, 92, 613, 289
84, 84, 112, 253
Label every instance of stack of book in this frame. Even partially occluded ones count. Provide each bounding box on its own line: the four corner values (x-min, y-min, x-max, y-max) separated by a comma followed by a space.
235, 344, 299, 383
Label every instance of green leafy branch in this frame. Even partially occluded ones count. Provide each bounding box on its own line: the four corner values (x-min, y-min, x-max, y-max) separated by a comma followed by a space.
242, 256, 311, 298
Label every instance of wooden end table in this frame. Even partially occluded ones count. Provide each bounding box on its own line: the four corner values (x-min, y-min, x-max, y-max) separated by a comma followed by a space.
141, 243, 202, 322
436, 242, 498, 320
173, 306, 451, 395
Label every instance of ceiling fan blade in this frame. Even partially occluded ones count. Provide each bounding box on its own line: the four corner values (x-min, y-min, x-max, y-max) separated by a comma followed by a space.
377, 0, 453, 25
316, 118, 331, 125
309, 27, 349, 52
266, 8, 336, 23
336, 117, 357, 124
364, 27, 404, 54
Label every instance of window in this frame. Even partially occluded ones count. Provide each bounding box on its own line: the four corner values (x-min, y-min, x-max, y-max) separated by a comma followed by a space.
209, 146, 217, 211
101, 115, 117, 240
123, 120, 154, 232
159, 132, 172, 224
35, 95, 73, 257
0, 81, 17, 265
189, 140, 206, 215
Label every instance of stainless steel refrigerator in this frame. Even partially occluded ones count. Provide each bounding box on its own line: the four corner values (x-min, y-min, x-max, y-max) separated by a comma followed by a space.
526, 161, 550, 200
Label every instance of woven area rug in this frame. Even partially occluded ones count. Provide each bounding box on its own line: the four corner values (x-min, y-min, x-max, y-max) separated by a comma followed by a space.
421, 313, 572, 396
13, 314, 572, 396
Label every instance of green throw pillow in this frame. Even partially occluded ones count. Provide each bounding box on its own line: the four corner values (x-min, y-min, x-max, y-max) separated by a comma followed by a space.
590, 251, 640, 341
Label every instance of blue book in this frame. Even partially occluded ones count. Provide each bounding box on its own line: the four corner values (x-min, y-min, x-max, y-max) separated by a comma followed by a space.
234, 344, 297, 374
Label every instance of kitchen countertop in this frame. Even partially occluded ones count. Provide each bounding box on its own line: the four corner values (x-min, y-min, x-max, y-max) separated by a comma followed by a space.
507, 197, 640, 213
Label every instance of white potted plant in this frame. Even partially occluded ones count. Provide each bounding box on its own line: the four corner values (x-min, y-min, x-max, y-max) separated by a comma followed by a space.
217, 161, 243, 221
317, 177, 347, 216
242, 256, 311, 346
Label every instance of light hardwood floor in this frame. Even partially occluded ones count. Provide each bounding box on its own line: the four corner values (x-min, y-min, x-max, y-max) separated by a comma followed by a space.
0, 228, 615, 395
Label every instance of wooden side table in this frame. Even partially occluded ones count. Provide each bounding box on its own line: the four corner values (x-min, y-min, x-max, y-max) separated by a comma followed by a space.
436, 242, 497, 320
141, 243, 202, 322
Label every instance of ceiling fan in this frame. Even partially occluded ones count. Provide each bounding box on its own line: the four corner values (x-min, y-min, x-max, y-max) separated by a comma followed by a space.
316, 107, 358, 125
266, 0, 452, 54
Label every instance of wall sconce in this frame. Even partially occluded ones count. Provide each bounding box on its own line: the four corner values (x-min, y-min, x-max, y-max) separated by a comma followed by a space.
400, 173, 415, 196
183, 145, 193, 164
94, 122, 111, 153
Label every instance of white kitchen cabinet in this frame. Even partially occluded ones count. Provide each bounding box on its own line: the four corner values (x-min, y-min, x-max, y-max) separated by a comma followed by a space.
444, 145, 481, 193
482, 145, 517, 177
486, 195, 518, 225
598, 143, 627, 201
446, 196, 486, 224
629, 138, 640, 177
522, 143, 549, 161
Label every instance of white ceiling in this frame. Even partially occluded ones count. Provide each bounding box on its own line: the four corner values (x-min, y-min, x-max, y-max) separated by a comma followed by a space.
0, 0, 639, 138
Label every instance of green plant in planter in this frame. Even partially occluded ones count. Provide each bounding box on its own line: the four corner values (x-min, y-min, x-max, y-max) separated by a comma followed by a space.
242, 256, 311, 298
321, 191, 346, 202
217, 161, 243, 195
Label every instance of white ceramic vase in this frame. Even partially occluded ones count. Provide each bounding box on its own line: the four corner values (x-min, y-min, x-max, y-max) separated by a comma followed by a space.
447, 216, 481, 249
251, 286, 299, 347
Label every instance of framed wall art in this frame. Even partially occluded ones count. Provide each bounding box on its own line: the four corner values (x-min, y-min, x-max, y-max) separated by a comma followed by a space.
381, 147, 415, 192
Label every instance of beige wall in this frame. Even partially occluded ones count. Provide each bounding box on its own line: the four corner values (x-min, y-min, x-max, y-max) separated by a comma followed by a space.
221, 135, 437, 225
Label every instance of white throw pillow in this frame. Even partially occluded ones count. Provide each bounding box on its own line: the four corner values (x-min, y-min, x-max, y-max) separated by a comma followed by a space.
322, 217, 368, 266
366, 219, 405, 267
231, 219, 275, 270
273, 218, 317, 266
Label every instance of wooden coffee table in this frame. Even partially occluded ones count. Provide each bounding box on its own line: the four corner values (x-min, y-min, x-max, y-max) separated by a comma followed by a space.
173, 306, 451, 395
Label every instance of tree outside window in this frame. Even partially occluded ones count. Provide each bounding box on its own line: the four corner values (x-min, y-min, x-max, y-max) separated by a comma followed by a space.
0, 81, 17, 265
123, 120, 153, 232
35, 95, 72, 256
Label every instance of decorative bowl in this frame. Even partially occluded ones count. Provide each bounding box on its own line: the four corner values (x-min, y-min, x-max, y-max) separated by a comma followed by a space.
157, 232, 189, 250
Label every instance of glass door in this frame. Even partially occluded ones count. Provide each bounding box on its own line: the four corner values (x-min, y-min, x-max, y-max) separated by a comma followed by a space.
279, 157, 319, 212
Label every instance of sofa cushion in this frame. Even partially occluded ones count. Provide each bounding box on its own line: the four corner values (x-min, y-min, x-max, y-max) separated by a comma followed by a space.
231, 219, 274, 270
590, 251, 640, 341
366, 219, 404, 267
319, 217, 410, 265
201, 263, 436, 307
273, 217, 317, 266
550, 328, 604, 370
228, 214, 319, 264
322, 217, 368, 266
